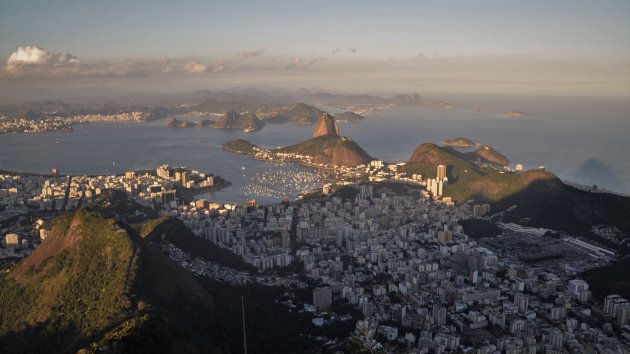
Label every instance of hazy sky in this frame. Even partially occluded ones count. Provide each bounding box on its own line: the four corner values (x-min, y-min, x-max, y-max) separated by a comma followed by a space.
1, 0, 628, 100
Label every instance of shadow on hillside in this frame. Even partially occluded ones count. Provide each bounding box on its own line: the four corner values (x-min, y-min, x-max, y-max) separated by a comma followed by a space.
574, 158, 624, 192
465, 178, 630, 239
0, 321, 82, 353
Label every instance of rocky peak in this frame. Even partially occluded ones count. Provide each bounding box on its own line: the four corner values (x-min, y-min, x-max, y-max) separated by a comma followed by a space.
312, 113, 340, 137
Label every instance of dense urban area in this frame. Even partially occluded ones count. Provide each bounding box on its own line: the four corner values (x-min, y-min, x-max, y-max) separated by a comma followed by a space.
2, 157, 629, 353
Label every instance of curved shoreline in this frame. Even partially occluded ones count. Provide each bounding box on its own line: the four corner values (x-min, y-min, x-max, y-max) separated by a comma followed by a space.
221, 147, 344, 172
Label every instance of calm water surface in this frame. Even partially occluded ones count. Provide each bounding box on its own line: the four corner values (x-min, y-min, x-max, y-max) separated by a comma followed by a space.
1, 95, 628, 203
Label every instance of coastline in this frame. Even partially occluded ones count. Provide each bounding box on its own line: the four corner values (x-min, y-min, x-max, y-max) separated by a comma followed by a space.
221, 146, 344, 172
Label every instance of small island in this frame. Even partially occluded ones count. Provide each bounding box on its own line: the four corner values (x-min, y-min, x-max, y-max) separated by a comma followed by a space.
334, 111, 365, 122
442, 137, 476, 147
504, 111, 524, 118
421, 99, 456, 109
165, 118, 196, 128
199, 118, 216, 127
213, 111, 264, 132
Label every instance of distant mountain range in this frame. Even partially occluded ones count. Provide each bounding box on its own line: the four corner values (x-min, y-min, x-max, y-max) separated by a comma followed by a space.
0, 100, 175, 121
267, 102, 327, 124
0, 88, 455, 121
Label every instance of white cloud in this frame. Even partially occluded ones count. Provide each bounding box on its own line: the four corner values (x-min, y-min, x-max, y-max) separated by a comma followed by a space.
182, 61, 208, 73
7, 46, 79, 66
5, 46, 79, 76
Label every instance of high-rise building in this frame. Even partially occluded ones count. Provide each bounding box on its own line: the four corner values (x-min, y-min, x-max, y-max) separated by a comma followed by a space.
604, 295, 621, 316
514, 293, 529, 313
5, 234, 19, 248
313, 287, 332, 309
617, 305, 630, 324
437, 164, 447, 181
432, 304, 447, 326
549, 328, 563, 350
195, 199, 209, 209
180, 171, 188, 187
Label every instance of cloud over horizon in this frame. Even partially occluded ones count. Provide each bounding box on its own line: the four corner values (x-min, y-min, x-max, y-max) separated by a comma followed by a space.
5, 46, 80, 76
1, 45, 271, 78
182, 60, 208, 73
2, 45, 627, 97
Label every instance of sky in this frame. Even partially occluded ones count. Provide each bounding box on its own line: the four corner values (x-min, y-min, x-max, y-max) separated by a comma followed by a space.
0, 0, 628, 101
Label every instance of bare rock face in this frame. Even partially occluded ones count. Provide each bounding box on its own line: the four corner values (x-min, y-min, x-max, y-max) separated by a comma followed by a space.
312, 113, 340, 138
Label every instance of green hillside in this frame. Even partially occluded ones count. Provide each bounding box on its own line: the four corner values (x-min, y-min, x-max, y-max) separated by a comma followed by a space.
274, 135, 373, 166
401, 143, 630, 237
0, 190, 355, 353
0, 208, 215, 353
221, 138, 260, 156
464, 145, 510, 166
401, 143, 483, 183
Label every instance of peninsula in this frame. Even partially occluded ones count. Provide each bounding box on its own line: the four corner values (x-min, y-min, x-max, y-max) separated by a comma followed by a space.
223, 113, 373, 167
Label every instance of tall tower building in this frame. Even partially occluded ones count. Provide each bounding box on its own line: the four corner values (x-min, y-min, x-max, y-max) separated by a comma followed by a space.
514, 293, 529, 313
437, 164, 447, 181
180, 171, 188, 187
432, 303, 447, 326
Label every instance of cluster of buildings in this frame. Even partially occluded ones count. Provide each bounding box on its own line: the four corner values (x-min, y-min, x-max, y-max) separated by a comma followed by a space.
0, 116, 73, 134
165, 167, 626, 352
165, 196, 295, 271
0, 165, 217, 258
160, 241, 307, 289
283, 183, 625, 353
364, 162, 449, 199
0, 111, 150, 134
